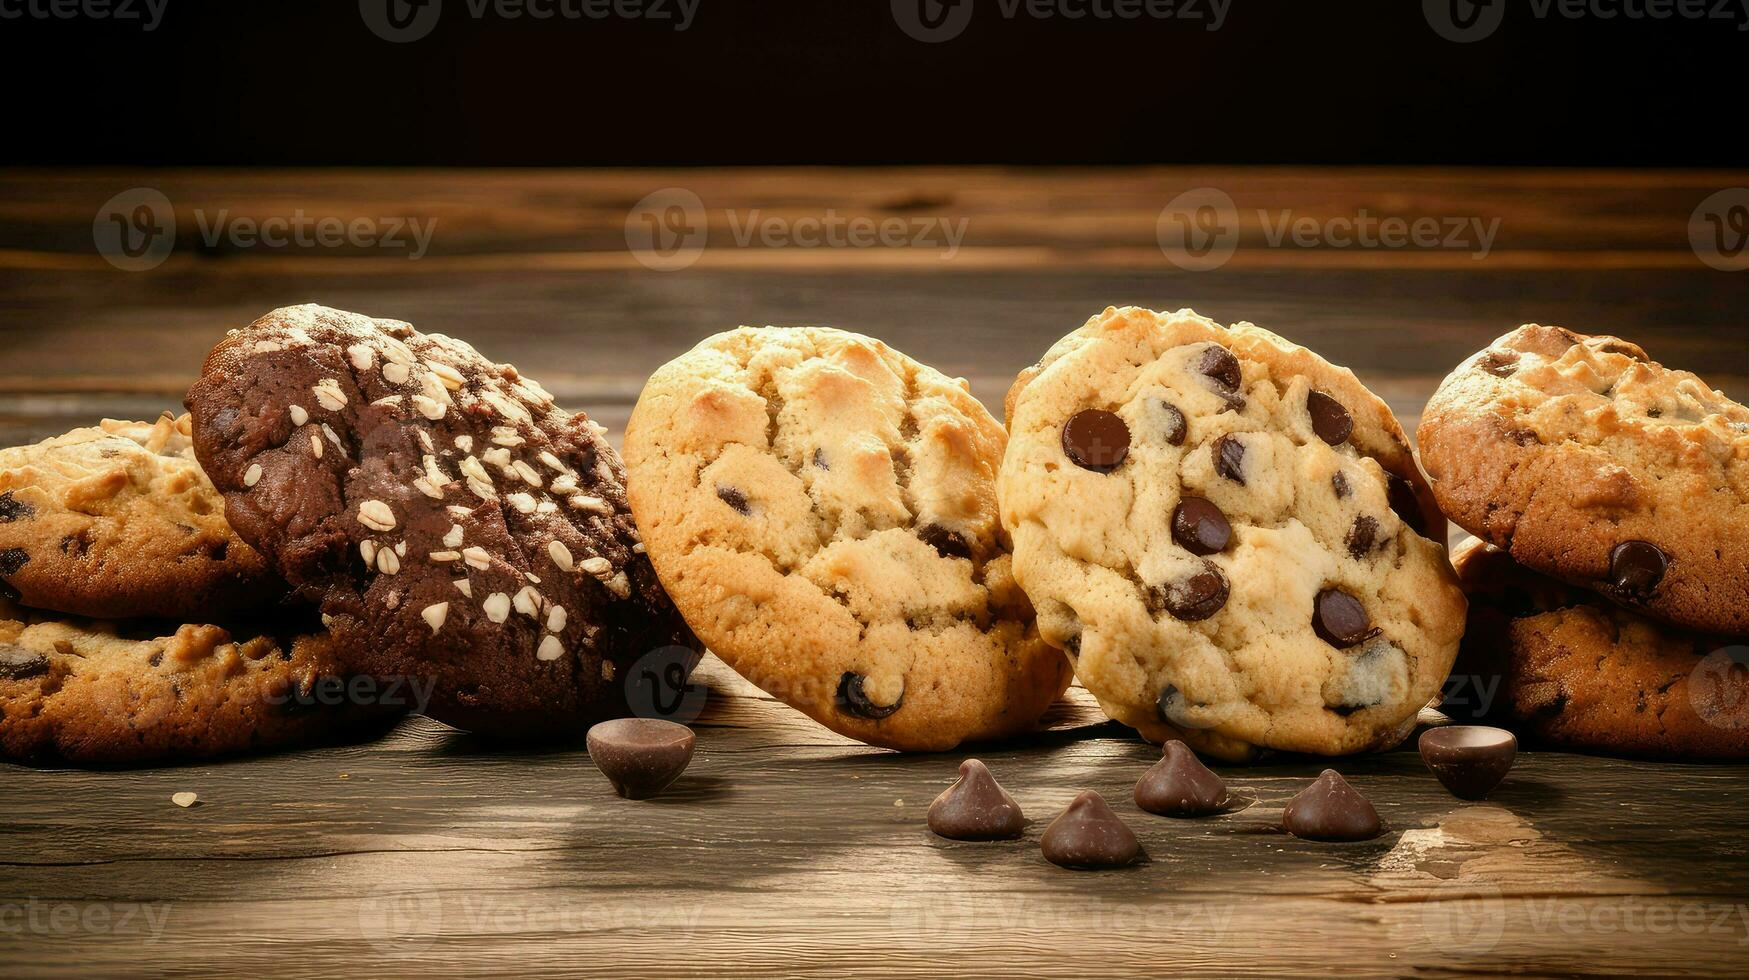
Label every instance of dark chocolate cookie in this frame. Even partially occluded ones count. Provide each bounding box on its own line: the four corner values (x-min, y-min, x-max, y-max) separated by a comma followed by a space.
184, 305, 700, 737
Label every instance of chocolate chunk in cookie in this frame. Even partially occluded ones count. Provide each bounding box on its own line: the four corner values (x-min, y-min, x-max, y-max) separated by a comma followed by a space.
1171, 497, 1231, 556
185, 305, 700, 737
1062, 409, 1130, 472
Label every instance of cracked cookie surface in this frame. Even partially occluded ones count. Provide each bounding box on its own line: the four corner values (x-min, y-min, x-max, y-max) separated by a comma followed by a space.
0, 415, 280, 620
0, 598, 395, 764
623, 326, 1070, 751
1419, 324, 1749, 636
1450, 539, 1748, 760
1000, 307, 1465, 762
185, 305, 699, 737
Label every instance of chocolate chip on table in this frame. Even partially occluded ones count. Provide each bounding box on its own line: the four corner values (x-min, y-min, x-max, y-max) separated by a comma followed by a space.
1172, 497, 1232, 555
836, 671, 902, 719
1306, 390, 1353, 445
1213, 435, 1246, 485
1609, 540, 1667, 596
1062, 409, 1130, 472
0, 491, 32, 523
716, 486, 751, 515
0, 644, 50, 680
1158, 402, 1188, 446
1345, 516, 1379, 559
586, 717, 697, 800
1384, 472, 1427, 537
928, 759, 1026, 841
1312, 587, 1377, 648
0, 548, 29, 577
1419, 726, 1517, 801
1150, 561, 1229, 621
1476, 349, 1520, 377
919, 524, 973, 561
1331, 471, 1351, 499
1135, 740, 1230, 817
1040, 791, 1143, 869
1282, 770, 1382, 842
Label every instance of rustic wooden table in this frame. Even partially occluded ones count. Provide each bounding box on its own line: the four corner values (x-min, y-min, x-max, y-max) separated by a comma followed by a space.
2, 169, 1747, 978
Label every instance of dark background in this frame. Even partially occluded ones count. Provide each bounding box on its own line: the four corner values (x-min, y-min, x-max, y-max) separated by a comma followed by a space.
1, 0, 1741, 166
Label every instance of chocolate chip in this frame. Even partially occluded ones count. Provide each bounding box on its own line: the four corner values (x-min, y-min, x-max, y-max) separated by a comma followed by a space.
0, 644, 50, 680
1150, 561, 1229, 621
586, 717, 697, 800
1646, 406, 1664, 419
1199, 345, 1242, 391
1609, 540, 1667, 596
1331, 471, 1351, 499
1419, 726, 1517, 801
1062, 409, 1130, 472
0, 580, 18, 603
1477, 349, 1521, 377
1345, 516, 1379, 559
0, 548, 29, 577
928, 759, 1026, 841
1213, 435, 1246, 485
1134, 740, 1229, 817
1158, 401, 1187, 446
1505, 427, 1541, 446
1306, 390, 1352, 445
1384, 473, 1427, 537
836, 671, 902, 719
811, 448, 828, 470
1313, 588, 1376, 648
715, 486, 751, 515
1155, 685, 1200, 728
919, 524, 973, 561
1171, 497, 1231, 555
0, 492, 32, 524
1039, 791, 1143, 869
1282, 770, 1382, 842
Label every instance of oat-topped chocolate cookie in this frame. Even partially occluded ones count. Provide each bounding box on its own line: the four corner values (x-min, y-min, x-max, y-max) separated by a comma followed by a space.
184, 305, 699, 736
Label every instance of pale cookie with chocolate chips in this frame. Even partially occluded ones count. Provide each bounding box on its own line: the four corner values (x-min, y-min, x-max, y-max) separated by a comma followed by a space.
0, 598, 397, 764
185, 305, 699, 737
0, 415, 280, 620
1449, 539, 1748, 760
1419, 325, 1749, 636
1000, 307, 1466, 762
623, 326, 1071, 751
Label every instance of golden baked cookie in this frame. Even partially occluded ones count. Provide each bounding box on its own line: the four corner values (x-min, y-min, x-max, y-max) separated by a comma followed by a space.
623, 326, 1072, 751
999, 307, 1465, 762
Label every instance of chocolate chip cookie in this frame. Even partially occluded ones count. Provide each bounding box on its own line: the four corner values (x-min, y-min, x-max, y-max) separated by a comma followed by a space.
1000, 307, 1466, 762
0, 598, 396, 764
184, 305, 699, 737
623, 326, 1071, 751
0, 415, 280, 619
1419, 325, 1749, 636
1450, 538, 1748, 760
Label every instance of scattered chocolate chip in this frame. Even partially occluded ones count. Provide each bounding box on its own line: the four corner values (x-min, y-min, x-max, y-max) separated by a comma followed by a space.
715, 486, 751, 515
1171, 497, 1231, 555
1135, 740, 1229, 817
586, 717, 697, 800
1331, 471, 1351, 499
1609, 540, 1667, 596
1151, 561, 1229, 621
928, 759, 1026, 841
811, 448, 829, 470
836, 671, 902, 719
0, 492, 32, 524
1158, 401, 1187, 446
1199, 345, 1242, 391
1312, 588, 1377, 648
0, 644, 50, 680
1062, 409, 1130, 472
1419, 726, 1517, 801
1384, 473, 1427, 537
1282, 770, 1382, 842
1306, 390, 1352, 445
0, 548, 29, 577
1213, 435, 1246, 485
1476, 349, 1521, 377
1345, 516, 1379, 559
919, 524, 973, 561
1040, 791, 1143, 869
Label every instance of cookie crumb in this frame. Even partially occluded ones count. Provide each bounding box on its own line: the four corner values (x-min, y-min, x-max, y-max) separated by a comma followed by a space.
171, 792, 199, 808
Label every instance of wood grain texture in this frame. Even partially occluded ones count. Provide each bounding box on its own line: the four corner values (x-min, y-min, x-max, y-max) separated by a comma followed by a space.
2, 168, 1748, 979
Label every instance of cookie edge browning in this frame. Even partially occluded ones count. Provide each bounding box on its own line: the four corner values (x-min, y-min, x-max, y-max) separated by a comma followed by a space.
624, 326, 1071, 752
1419, 324, 1749, 636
